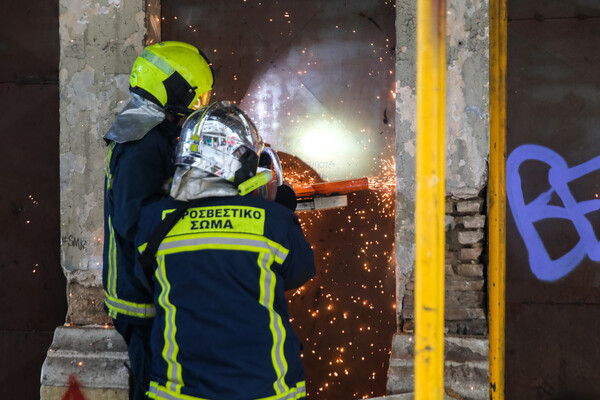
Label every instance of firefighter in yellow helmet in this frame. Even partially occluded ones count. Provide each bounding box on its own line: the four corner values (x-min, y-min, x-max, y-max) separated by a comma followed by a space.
102, 41, 214, 400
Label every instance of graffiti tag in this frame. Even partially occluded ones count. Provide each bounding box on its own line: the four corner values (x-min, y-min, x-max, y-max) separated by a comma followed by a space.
506, 144, 600, 281
62, 235, 87, 251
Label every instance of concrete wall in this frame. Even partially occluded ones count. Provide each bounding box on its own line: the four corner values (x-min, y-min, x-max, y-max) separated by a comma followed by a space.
392, 0, 490, 397
395, 0, 490, 319
42, 1, 149, 398
59, 0, 147, 325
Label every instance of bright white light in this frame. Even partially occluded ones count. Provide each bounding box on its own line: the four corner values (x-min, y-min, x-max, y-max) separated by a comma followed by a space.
285, 118, 370, 181
297, 120, 344, 157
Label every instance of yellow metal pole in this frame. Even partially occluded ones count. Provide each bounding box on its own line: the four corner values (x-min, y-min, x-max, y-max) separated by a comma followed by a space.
415, 0, 446, 398
489, 0, 507, 398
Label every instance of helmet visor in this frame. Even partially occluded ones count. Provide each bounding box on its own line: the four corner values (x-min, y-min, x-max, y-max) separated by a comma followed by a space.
191, 90, 212, 111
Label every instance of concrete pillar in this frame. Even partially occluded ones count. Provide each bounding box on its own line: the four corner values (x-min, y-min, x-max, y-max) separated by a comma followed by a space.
41, 0, 155, 398
392, 0, 490, 396
40, 326, 130, 400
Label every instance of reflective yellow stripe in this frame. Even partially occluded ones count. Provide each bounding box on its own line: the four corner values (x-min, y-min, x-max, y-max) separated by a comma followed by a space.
104, 292, 155, 318
105, 142, 117, 318
141, 48, 176, 76
156, 255, 184, 393
107, 216, 117, 298
148, 381, 208, 400
257, 252, 289, 394
148, 380, 306, 400
153, 233, 289, 264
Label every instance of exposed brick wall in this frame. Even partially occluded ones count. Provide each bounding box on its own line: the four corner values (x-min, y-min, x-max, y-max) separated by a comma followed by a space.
66, 283, 112, 326
400, 193, 488, 335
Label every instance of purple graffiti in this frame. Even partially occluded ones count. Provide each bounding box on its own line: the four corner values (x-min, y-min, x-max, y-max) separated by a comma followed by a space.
506, 144, 600, 281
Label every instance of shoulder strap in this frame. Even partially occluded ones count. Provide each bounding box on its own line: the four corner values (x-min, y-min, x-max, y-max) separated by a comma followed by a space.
138, 199, 202, 269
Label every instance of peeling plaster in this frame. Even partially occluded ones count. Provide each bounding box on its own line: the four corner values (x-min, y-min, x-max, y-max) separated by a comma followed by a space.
59, 0, 124, 42
396, 85, 417, 134
59, 0, 92, 40
77, 192, 98, 228
65, 269, 103, 287
445, 0, 489, 196
403, 139, 416, 158
113, 74, 131, 96
124, 11, 147, 49
64, 65, 96, 125
60, 153, 87, 190
394, 0, 418, 319
395, 176, 408, 193
59, 0, 146, 314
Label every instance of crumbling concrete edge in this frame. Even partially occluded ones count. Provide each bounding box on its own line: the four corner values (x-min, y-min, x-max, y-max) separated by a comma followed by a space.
387, 333, 489, 400
40, 325, 129, 393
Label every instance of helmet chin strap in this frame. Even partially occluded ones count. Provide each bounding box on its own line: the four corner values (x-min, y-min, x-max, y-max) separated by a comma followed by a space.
233, 150, 259, 187
163, 71, 197, 115
164, 111, 186, 127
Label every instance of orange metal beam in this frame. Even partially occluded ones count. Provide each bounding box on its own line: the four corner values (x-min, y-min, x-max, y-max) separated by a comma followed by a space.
293, 178, 369, 198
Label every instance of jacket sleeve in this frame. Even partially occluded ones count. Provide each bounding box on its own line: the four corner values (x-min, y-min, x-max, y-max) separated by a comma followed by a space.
133, 209, 157, 296
279, 214, 316, 291
110, 137, 168, 242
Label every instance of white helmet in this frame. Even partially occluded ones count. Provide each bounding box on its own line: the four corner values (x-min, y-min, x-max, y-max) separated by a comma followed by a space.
174, 101, 264, 184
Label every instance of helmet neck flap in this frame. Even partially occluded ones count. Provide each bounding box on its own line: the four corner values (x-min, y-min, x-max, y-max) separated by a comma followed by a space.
103, 93, 166, 143
170, 166, 238, 202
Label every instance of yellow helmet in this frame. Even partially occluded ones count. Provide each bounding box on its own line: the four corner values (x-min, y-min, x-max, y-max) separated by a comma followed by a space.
129, 41, 214, 115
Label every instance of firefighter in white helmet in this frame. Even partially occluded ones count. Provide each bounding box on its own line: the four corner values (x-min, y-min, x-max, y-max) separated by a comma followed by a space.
134, 101, 315, 400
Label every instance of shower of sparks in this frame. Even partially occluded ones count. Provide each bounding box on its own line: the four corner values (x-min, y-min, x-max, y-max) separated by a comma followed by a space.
164, 1, 397, 397
367, 157, 396, 218
283, 154, 396, 398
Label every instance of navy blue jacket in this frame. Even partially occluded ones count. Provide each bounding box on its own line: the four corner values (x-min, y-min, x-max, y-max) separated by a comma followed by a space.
135, 194, 315, 400
103, 120, 179, 323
